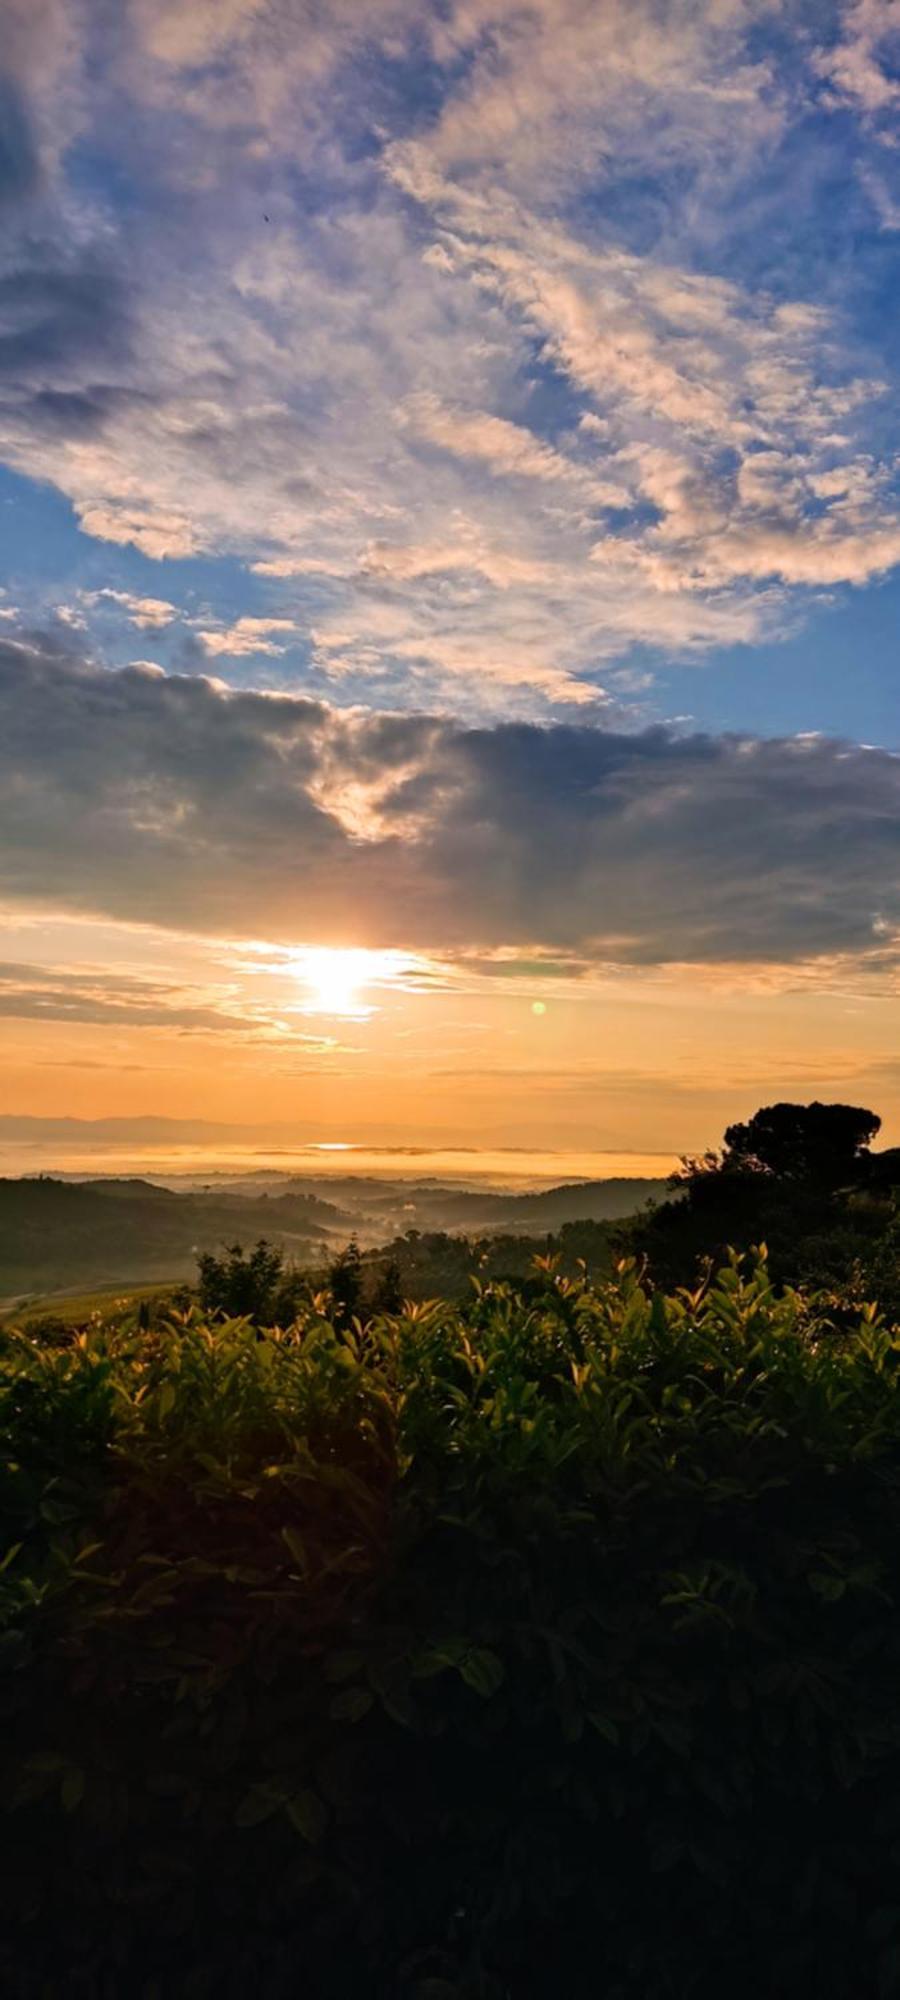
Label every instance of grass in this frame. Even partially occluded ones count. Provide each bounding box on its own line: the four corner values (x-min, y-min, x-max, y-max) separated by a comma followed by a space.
1, 1278, 186, 1328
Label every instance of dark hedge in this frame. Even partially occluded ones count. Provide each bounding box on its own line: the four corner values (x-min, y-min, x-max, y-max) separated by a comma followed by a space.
4, 1258, 900, 1998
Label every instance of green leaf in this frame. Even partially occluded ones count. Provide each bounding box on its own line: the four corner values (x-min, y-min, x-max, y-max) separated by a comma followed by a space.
459, 1648, 504, 1698
157, 1380, 176, 1420
72, 1541, 104, 1565
61, 1768, 85, 1813
234, 1784, 284, 1828
284, 1788, 327, 1843
809, 1570, 846, 1602
412, 1638, 465, 1678
281, 1525, 308, 1572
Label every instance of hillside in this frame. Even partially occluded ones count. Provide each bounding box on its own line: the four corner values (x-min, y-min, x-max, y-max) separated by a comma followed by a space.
0, 1172, 667, 1303
0, 1177, 350, 1300
232, 1172, 669, 1236
384, 1175, 669, 1232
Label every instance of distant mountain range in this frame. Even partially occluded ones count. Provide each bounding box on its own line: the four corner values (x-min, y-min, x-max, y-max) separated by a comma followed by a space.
0, 1171, 668, 1304
0, 1115, 259, 1143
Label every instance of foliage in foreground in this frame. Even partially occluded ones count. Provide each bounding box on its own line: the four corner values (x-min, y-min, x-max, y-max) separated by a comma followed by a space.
4, 1260, 900, 1997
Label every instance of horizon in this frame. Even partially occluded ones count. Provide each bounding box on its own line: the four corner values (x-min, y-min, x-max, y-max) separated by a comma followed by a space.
0, 1115, 680, 1189
2, 2, 900, 1151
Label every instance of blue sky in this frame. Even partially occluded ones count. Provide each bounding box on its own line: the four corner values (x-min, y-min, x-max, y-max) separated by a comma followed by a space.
2, 0, 900, 1154
2, 0, 900, 728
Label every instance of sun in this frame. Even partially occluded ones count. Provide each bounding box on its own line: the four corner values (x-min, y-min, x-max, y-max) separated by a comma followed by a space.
300, 947, 374, 1016
281, 945, 435, 1018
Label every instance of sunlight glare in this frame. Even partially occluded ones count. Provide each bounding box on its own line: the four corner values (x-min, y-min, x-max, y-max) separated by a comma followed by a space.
302, 947, 374, 1015
292, 946, 418, 1017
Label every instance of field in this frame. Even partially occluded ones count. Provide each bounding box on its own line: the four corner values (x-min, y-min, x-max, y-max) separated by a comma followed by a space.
1, 1279, 183, 1328
5, 1254, 900, 1997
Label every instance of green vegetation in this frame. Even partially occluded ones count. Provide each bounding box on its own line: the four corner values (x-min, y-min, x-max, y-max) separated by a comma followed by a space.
194, 1220, 616, 1326
0, 1175, 340, 1298
0, 1172, 665, 1302
5, 1253, 900, 1997
360, 1217, 615, 1302
1, 1279, 187, 1333
622, 1099, 900, 1315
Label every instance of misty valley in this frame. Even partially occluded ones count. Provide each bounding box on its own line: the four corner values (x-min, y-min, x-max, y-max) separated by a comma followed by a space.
0, 1167, 668, 1310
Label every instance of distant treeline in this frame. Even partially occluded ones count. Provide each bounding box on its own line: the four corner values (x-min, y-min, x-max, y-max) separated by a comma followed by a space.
191, 1218, 617, 1324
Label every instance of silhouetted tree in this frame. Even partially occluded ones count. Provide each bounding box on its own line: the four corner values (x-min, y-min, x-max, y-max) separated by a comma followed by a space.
371, 1255, 404, 1315
328, 1238, 364, 1328
197, 1239, 285, 1320
621, 1100, 887, 1294
716, 1101, 880, 1190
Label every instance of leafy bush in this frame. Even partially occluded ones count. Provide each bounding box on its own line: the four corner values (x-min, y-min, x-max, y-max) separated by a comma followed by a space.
196, 1238, 310, 1323
4, 1260, 900, 1997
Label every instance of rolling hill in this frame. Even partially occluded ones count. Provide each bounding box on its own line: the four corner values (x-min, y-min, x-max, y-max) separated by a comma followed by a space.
0, 1171, 668, 1305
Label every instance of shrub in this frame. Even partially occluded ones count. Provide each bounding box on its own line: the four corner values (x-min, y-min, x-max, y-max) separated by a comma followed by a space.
4, 1259, 900, 1997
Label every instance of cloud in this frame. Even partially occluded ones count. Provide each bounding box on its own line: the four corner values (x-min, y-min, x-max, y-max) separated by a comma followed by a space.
0, 78, 40, 208
400, 391, 622, 503
859, 165, 900, 230
2, 635, 898, 976
88, 589, 178, 630
0, 2, 898, 712
813, 1, 900, 118
421, 0, 780, 193
0, 959, 260, 1034
358, 539, 555, 589
197, 617, 299, 657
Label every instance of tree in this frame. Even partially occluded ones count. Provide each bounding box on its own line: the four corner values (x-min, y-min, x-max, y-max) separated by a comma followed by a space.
621, 1100, 885, 1292
371, 1255, 404, 1315
717, 1101, 880, 1190
327, 1238, 364, 1328
197, 1239, 285, 1320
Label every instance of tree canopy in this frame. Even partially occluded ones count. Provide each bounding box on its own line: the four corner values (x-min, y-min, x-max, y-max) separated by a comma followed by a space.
624, 1098, 895, 1302
716, 1100, 880, 1188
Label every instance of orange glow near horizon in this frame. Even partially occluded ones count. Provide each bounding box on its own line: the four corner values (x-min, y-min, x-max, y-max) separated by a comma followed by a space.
2, 910, 900, 1168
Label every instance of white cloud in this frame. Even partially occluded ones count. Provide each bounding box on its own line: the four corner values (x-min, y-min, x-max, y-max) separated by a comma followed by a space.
422, 0, 780, 193
198, 616, 299, 657
401, 391, 624, 503
0, 0, 898, 715
813, 0, 900, 117
88, 588, 178, 629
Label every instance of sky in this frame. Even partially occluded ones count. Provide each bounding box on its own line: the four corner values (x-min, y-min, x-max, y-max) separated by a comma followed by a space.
1, 0, 900, 1169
